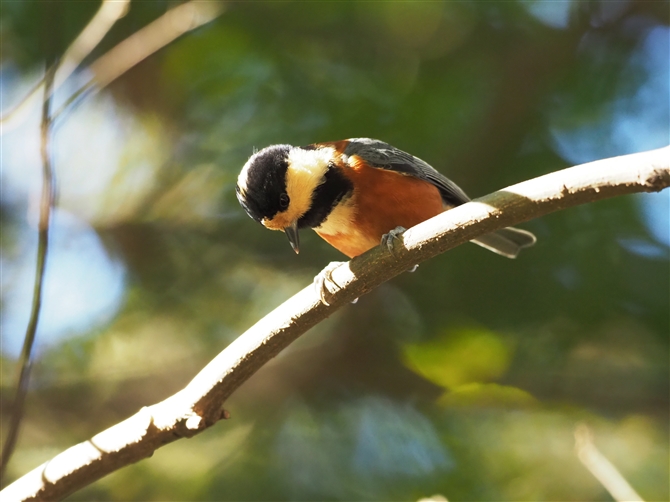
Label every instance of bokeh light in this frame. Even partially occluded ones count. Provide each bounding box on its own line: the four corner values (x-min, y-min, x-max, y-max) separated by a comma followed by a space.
1, 2, 667, 500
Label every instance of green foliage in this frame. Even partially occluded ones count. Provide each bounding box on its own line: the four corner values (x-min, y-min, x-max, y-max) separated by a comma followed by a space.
403, 326, 511, 389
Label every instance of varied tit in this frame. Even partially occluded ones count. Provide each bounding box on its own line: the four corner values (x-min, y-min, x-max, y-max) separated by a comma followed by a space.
235, 138, 536, 260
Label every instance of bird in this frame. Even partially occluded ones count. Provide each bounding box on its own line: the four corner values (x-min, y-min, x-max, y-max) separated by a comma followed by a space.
236, 138, 536, 262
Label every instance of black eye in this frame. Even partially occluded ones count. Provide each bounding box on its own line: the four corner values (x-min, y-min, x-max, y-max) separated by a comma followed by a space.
279, 192, 290, 209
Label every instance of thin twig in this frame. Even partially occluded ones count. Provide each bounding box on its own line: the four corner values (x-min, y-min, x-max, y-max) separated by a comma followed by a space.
54, 0, 131, 90
1, 146, 668, 502
575, 424, 644, 502
1, 0, 224, 127
89, 0, 224, 89
0, 63, 57, 486
0, 0, 224, 492
0, 0, 130, 132
53, 0, 224, 121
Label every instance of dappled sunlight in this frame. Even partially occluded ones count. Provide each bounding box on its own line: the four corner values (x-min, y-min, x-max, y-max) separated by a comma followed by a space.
0, 209, 125, 357
637, 190, 670, 248
1, 70, 169, 359
2, 74, 166, 226
550, 25, 669, 164
522, 0, 576, 30
274, 397, 452, 500
351, 398, 452, 478
53, 93, 167, 225
1, 0, 667, 499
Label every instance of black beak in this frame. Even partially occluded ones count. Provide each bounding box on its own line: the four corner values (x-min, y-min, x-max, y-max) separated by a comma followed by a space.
284, 221, 300, 254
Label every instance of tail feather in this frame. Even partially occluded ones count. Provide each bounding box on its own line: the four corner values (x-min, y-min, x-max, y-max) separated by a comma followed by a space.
471, 227, 536, 259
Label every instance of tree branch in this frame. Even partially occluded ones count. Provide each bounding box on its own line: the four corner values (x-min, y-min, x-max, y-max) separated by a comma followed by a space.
52, 0, 225, 120
2, 146, 669, 501
0, 0, 130, 132
575, 424, 644, 502
1, 0, 224, 130
0, 63, 57, 485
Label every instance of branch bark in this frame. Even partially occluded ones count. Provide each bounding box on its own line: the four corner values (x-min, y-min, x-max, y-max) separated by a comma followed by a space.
2, 146, 669, 501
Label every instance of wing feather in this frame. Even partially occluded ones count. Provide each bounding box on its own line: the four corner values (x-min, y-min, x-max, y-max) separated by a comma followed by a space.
343, 138, 470, 206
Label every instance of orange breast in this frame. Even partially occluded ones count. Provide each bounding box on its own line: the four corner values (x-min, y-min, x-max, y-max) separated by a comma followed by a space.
315, 155, 445, 258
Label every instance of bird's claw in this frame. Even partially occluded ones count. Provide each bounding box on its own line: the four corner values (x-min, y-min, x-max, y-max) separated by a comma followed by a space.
314, 261, 346, 306
381, 226, 418, 272
381, 226, 407, 256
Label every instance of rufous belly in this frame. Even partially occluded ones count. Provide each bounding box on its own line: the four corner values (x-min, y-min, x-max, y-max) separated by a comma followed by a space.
315, 159, 445, 258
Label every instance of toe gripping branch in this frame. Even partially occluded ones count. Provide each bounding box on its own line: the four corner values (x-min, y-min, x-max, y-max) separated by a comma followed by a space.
381, 226, 419, 273
380, 226, 407, 256
314, 227, 420, 306
313, 261, 347, 306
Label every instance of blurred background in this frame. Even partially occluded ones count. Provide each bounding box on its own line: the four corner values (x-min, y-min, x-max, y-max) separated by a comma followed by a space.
1, 1, 668, 500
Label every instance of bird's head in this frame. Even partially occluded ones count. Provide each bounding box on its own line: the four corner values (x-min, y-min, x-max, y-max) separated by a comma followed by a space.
236, 144, 352, 254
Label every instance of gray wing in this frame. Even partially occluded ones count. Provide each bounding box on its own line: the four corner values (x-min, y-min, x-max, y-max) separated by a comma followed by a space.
343, 138, 470, 206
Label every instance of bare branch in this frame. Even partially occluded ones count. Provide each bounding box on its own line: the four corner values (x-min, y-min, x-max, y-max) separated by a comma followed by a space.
0, 64, 57, 484
2, 146, 669, 501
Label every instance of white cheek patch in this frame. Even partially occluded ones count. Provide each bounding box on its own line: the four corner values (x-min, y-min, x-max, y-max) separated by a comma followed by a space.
284, 147, 335, 222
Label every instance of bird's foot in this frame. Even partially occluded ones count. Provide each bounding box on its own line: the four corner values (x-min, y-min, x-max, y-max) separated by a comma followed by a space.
381, 226, 407, 256
381, 226, 418, 272
314, 261, 350, 306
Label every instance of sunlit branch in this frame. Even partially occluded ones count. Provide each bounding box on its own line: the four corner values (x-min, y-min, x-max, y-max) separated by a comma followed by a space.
0, 64, 57, 486
1, 147, 668, 501
575, 424, 644, 502
90, 1, 224, 89
1, 1, 224, 129
51, 0, 225, 121
56, 0, 131, 89
0, 0, 130, 132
